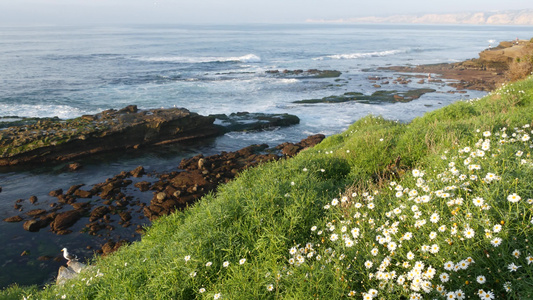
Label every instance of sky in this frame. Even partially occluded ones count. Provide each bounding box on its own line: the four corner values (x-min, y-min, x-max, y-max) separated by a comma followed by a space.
1, 0, 533, 25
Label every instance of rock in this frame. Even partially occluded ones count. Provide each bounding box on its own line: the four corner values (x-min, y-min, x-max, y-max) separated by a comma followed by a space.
66, 162, 83, 171
23, 219, 49, 232
0, 186, 2, 193
3, 215, 23, 222
71, 202, 90, 210
73, 189, 93, 198
29, 195, 38, 204
49, 189, 63, 197
211, 112, 300, 132
25, 209, 47, 217
38, 255, 52, 261
56, 265, 77, 285
133, 181, 150, 192
50, 209, 85, 233
130, 166, 145, 177
0, 107, 221, 167
119, 211, 132, 222
66, 184, 85, 195
89, 206, 110, 222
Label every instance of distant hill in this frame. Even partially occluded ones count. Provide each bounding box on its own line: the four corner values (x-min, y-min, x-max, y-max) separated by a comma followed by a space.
308, 9, 533, 25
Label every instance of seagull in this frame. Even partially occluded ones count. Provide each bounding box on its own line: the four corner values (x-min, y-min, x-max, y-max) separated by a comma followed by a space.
61, 248, 78, 262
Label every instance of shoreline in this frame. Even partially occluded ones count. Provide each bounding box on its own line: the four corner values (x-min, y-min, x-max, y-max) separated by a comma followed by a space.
1, 36, 531, 289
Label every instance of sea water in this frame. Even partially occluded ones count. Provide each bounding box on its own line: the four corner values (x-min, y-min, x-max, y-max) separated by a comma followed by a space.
0, 23, 531, 287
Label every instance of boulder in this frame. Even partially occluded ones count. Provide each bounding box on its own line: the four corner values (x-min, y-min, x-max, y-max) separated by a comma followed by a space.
3, 215, 23, 222
50, 209, 85, 233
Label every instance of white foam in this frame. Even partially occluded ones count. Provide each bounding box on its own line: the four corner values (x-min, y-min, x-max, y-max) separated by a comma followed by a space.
0, 104, 94, 119
314, 49, 405, 60
136, 54, 261, 64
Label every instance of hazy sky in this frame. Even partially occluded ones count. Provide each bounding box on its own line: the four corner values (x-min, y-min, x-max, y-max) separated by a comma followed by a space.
2, 0, 533, 25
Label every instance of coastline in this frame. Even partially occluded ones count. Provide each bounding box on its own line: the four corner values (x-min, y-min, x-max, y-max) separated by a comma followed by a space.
1, 34, 531, 289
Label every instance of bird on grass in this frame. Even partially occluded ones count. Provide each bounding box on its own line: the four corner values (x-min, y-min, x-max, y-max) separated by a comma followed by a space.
61, 248, 78, 262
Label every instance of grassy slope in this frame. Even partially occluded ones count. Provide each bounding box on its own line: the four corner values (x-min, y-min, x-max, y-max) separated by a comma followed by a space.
3, 77, 533, 299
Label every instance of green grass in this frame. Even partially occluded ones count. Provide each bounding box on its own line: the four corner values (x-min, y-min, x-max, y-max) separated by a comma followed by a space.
3, 77, 533, 300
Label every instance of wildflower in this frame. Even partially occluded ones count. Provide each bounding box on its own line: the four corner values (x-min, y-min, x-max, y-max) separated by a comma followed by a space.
508, 263, 521, 272
455, 289, 465, 300
190, 271, 197, 277
481, 290, 495, 299
206, 261, 212, 267
443, 261, 454, 271
239, 258, 246, 265
364, 260, 373, 269
407, 251, 415, 260
493, 224, 502, 232
440, 272, 450, 283
331, 198, 339, 206
483, 131, 491, 137
330, 234, 338, 242
371, 248, 379, 256
490, 238, 502, 247
267, 284, 274, 291
464, 227, 475, 238
445, 291, 456, 299
348, 291, 357, 297
472, 197, 484, 207
429, 232, 437, 239
367, 203, 375, 210
311, 226, 317, 231
387, 242, 397, 252
476, 275, 486, 284
199, 288, 206, 293
512, 249, 521, 258
412, 169, 421, 177
526, 256, 533, 265
430, 213, 440, 223
503, 282, 512, 292
184, 255, 191, 262
430, 244, 440, 254
223, 261, 230, 268
507, 193, 521, 203
214, 293, 222, 300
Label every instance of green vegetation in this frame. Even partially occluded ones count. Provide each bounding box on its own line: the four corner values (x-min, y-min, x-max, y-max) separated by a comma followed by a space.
3, 77, 533, 299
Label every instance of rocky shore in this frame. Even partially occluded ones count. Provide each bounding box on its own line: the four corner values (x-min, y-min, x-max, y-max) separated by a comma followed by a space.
382, 39, 533, 91
3, 130, 323, 256
0, 106, 299, 167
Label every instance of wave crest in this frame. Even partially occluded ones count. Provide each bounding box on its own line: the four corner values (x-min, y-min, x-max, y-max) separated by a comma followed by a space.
137, 54, 261, 64
314, 49, 406, 60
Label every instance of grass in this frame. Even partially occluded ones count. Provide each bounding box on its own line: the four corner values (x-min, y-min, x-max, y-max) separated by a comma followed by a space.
2, 77, 533, 300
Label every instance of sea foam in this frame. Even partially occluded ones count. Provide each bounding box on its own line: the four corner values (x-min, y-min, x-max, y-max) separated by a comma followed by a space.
137, 54, 261, 64
314, 49, 406, 60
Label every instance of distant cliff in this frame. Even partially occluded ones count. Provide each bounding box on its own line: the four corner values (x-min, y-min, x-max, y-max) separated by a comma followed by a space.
308, 9, 533, 25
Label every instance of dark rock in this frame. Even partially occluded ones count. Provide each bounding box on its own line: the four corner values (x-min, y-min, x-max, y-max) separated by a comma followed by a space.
100, 240, 129, 256
71, 202, 90, 210
3, 215, 23, 222
66, 184, 85, 195
23, 219, 49, 232
211, 112, 300, 132
0, 107, 220, 167
89, 206, 110, 222
134, 181, 151, 192
50, 209, 85, 233
13, 204, 22, 210
26, 209, 47, 217
38, 255, 53, 261
73, 189, 93, 199
130, 166, 145, 177
49, 189, 63, 197
119, 211, 132, 222
66, 162, 83, 171
29, 195, 38, 204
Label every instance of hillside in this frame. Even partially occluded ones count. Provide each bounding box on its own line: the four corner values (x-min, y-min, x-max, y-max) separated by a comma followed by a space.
2, 71, 533, 299
308, 9, 533, 25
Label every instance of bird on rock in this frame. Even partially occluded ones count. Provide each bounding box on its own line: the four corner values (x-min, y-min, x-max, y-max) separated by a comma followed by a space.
61, 248, 78, 262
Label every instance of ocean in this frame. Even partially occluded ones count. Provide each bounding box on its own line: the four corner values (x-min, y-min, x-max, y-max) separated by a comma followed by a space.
0, 23, 531, 287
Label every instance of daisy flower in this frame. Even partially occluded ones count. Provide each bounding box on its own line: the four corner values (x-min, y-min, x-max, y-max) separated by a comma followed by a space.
476, 275, 486, 284
440, 272, 450, 283
507, 263, 521, 272
443, 261, 454, 271
512, 249, 521, 258
490, 237, 502, 247
526, 256, 533, 265
463, 228, 475, 239
507, 193, 521, 203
